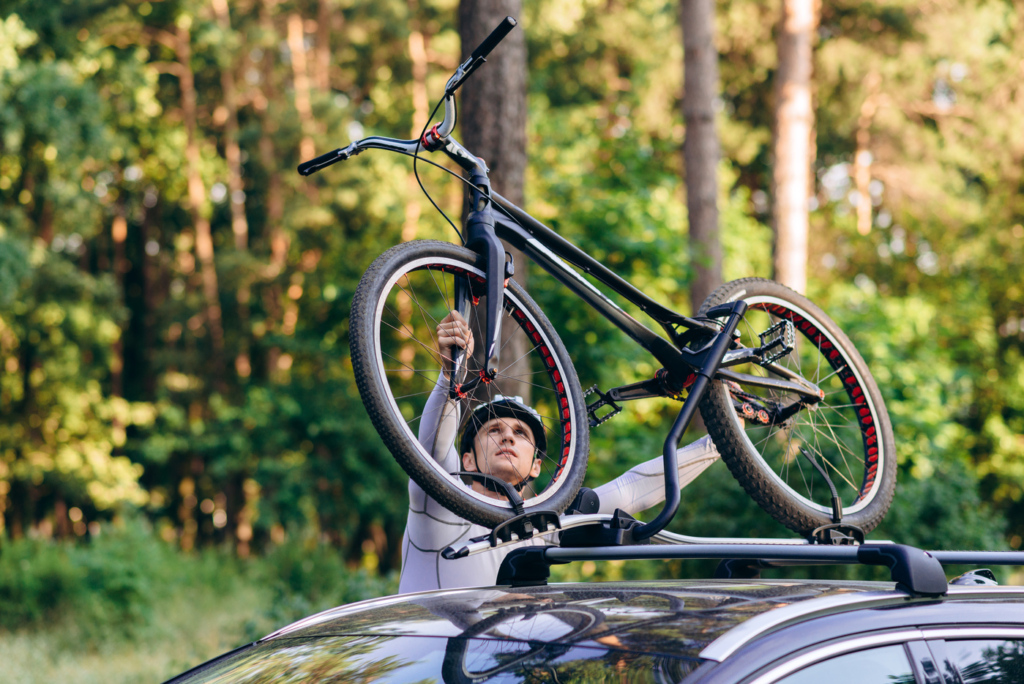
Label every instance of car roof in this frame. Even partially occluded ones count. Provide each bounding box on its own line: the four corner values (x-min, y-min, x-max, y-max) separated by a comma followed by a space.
262, 579, 1024, 663
163, 577, 1024, 684
263, 580, 891, 659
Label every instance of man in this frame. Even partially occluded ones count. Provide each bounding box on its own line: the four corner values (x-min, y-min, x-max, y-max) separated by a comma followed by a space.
398, 312, 719, 594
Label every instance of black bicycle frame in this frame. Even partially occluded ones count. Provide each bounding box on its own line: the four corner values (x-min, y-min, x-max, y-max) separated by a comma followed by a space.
298, 15, 825, 538
486, 193, 822, 405
492, 194, 714, 383
451, 170, 820, 540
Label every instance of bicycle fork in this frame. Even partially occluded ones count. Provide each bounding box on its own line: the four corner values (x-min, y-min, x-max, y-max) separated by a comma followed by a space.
448, 168, 509, 400
633, 300, 748, 541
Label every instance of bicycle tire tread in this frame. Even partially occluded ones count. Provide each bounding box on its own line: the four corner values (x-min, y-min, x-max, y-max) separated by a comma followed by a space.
698, 277, 896, 535
350, 240, 589, 528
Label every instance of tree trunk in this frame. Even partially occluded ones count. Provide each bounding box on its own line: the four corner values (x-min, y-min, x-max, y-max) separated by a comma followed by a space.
211, 0, 253, 388
176, 23, 226, 389
395, 12, 432, 377
258, 0, 287, 377
681, 0, 723, 315
111, 213, 127, 398
855, 71, 881, 236
211, 0, 250, 252
141, 203, 159, 398
314, 0, 333, 92
458, 0, 530, 402
402, 13, 430, 245
772, 0, 817, 294
287, 12, 316, 162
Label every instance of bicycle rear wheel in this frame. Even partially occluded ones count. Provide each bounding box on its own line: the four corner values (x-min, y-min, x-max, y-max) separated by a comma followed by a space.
350, 240, 589, 528
441, 606, 604, 684
698, 278, 896, 535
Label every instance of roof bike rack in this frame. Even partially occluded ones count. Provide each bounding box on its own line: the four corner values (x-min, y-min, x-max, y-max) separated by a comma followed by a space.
441, 510, 834, 561
495, 543, 1024, 597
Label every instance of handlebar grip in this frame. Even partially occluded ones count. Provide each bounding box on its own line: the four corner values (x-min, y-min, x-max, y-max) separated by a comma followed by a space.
470, 16, 517, 60
297, 148, 349, 176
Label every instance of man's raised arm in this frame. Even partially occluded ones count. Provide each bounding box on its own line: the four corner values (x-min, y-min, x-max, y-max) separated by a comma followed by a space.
417, 312, 475, 471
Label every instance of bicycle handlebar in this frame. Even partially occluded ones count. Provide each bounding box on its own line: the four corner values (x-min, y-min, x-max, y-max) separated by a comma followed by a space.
471, 16, 517, 60
297, 17, 518, 175
444, 16, 518, 96
297, 147, 352, 176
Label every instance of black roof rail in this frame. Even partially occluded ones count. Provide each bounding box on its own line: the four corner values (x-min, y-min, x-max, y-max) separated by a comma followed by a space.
495, 543, 1024, 598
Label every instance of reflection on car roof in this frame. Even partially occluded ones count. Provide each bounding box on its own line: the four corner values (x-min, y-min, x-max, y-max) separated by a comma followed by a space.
265, 580, 902, 661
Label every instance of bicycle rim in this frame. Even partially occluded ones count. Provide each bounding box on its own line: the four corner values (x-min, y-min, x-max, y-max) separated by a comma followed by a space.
445, 607, 603, 683
723, 296, 887, 517
369, 253, 583, 512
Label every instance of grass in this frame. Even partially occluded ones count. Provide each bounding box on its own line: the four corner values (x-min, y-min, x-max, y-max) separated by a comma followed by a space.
0, 523, 397, 684
0, 578, 269, 684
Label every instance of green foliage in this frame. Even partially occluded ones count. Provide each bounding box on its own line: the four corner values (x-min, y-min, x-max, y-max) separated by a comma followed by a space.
0, 520, 172, 632
0, 0, 1021, 629
876, 459, 1006, 552
0, 521, 395, 654
247, 538, 398, 638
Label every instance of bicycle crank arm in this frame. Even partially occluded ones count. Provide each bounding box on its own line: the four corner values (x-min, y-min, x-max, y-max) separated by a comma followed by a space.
605, 368, 698, 404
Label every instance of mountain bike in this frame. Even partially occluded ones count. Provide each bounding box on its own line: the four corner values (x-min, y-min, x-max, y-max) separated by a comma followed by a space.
298, 18, 896, 542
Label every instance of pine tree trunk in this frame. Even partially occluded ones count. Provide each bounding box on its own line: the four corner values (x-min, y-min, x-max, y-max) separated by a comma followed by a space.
111, 213, 127, 398
258, 0, 287, 377
176, 23, 226, 389
458, 0, 530, 402
681, 0, 723, 315
396, 12, 432, 377
771, 0, 817, 294
287, 12, 316, 162
211, 0, 249, 252
855, 72, 880, 236
211, 0, 253, 388
402, 15, 430, 244
314, 0, 333, 92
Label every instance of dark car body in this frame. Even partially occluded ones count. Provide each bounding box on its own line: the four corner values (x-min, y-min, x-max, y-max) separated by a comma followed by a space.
167, 578, 1024, 683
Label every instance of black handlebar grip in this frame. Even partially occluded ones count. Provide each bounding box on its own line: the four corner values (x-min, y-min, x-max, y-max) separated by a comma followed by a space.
470, 16, 517, 60
297, 148, 348, 176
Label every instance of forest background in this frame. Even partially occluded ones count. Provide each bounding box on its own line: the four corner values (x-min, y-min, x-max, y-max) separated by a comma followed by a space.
1, 0, 1023, 681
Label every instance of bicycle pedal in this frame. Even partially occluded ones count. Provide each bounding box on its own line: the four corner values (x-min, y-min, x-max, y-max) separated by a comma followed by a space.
585, 385, 622, 428
758, 320, 796, 364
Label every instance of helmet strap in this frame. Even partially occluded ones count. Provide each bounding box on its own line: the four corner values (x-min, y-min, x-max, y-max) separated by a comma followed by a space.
471, 449, 537, 494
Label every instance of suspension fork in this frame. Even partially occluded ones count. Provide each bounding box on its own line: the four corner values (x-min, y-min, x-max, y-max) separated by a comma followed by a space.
448, 166, 508, 399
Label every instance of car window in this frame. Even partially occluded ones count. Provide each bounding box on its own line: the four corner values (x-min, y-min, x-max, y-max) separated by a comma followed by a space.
775, 644, 916, 684
944, 640, 1024, 683
169, 634, 701, 683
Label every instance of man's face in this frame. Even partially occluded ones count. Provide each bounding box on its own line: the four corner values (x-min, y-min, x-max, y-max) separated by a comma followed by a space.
462, 417, 541, 486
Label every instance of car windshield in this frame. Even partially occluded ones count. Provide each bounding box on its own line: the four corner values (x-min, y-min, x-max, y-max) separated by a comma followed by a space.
170, 633, 702, 683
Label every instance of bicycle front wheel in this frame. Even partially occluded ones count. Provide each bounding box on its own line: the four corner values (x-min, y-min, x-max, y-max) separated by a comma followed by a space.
350, 240, 589, 528
698, 278, 896, 535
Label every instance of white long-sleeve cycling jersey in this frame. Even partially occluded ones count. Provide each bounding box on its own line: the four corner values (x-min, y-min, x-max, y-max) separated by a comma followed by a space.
398, 379, 719, 594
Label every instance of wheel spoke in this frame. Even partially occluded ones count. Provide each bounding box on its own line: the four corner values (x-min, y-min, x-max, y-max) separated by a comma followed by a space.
357, 251, 585, 521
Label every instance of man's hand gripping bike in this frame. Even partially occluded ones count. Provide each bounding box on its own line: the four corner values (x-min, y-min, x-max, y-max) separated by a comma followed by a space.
298, 18, 896, 545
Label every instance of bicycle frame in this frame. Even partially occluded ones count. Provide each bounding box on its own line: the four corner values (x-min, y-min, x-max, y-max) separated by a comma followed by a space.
488, 193, 824, 405
300, 112, 825, 542
299, 17, 826, 539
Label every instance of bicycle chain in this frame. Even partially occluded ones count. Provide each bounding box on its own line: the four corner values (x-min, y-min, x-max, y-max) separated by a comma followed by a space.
726, 383, 776, 426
